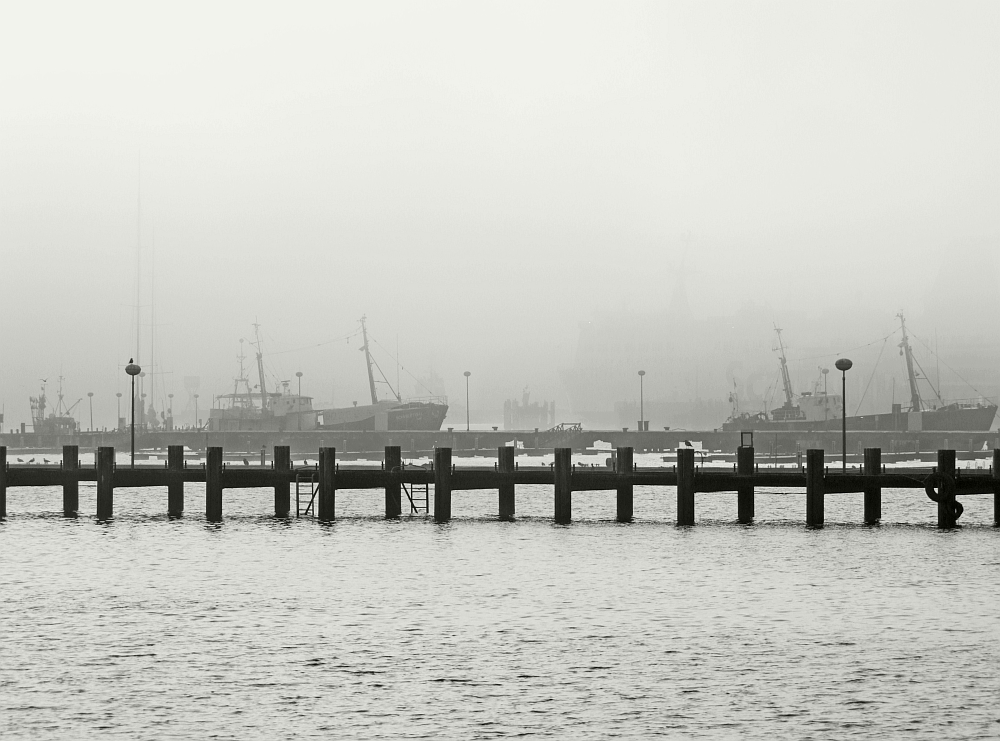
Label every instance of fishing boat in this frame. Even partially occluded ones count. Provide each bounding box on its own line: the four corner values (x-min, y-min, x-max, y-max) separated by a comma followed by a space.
207, 319, 448, 433
722, 315, 997, 433
30, 377, 80, 435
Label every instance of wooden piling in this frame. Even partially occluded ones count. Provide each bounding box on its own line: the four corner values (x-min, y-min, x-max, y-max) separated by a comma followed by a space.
937, 449, 957, 528
615, 447, 633, 523
736, 445, 754, 524
167, 445, 184, 517
863, 448, 881, 525
96, 447, 114, 519
318, 447, 336, 521
993, 449, 1000, 527
434, 447, 451, 522
498, 446, 515, 520
62, 445, 79, 516
385, 446, 401, 519
0, 446, 6, 519
805, 449, 824, 526
206, 446, 223, 522
274, 445, 290, 518
554, 448, 572, 524
676, 447, 695, 525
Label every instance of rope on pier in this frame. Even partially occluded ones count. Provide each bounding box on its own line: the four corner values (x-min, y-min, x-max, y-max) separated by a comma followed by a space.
924, 472, 964, 522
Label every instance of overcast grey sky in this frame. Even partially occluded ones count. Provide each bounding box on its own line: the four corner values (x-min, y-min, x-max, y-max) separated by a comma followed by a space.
1, 1, 998, 427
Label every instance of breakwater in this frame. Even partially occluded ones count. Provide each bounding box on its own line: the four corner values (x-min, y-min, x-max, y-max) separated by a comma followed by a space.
2, 444, 998, 529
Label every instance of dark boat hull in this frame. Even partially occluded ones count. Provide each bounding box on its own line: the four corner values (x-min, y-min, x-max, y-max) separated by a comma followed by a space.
722, 404, 997, 433
317, 401, 449, 432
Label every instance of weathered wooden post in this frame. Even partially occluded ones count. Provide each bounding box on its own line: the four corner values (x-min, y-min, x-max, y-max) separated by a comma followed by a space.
863, 447, 881, 525
167, 445, 184, 517
318, 447, 336, 521
676, 447, 695, 525
385, 446, 401, 518
615, 447, 633, 523
0, 446, 7, 519
274, 445, 290, 517
805, 449, 824, 526
554, 448, 572, 524
736, 445, 754, 524
498, 446, 515, 520
96, 446, 114, 519
206, 446, 223, 522
937, 449, 957, 528
63, 444, 79, 516
434, 447, 452, 522
993, 449, 1000, 527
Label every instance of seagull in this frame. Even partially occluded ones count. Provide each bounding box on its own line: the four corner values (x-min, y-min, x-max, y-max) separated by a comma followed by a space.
27, 458, 35, 463
242, 458, 250, 466
17, 458, 23, 463
43, 458, 50, 464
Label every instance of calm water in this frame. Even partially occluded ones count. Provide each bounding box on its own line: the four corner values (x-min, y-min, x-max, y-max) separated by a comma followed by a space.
2, 476, 999, 739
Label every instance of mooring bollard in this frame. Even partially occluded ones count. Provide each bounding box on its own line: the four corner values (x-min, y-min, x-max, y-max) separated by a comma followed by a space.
498, 446, 515, 520
434, 447, 452, 522
385, 446, 401, 519
318, 447, 336, 521
274, 446, 290, 518
0, 446, 7, 519
615, 447, 633, 523
96, 446, 114, 520
737, 445, 754, 524
676, 447, 695, 525
63, 445, 79, 517
206, 447, 223, 522
554, 448, 572, 524
937, 449, 957, 528
805, 449, 824, 526
863, 448, 881, 525
167, 445, 184, 517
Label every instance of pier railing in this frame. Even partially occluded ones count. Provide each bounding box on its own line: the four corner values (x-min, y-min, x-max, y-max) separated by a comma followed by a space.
1, 445, 998, 529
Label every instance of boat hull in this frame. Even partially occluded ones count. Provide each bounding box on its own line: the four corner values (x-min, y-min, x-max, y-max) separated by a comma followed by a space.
316, 401, 449, 432
722, 404, 997, 433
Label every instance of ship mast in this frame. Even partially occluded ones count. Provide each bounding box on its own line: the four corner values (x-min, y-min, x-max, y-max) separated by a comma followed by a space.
897, 313, 922, 412
774, 325, 795, 408
252, 322, 269, 412
360, 316, 379, 405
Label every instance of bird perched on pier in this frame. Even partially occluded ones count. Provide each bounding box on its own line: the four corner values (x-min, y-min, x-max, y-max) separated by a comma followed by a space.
242, 458, 249, 466
28, 458, 35, 463
43, 458, 49, 464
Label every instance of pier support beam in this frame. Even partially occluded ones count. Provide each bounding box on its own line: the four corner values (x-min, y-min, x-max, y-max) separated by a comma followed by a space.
737, 445, 754, 524
615, 447, 633, 523
554, 448, 572, 524
863, 448, 881, 525
0, 446, 6, 519
318, 447, 336, 522
676, 447, 695, 526
96, 447, 114, 520
167, 445, 184, 517
434, 447, 451, 523
274, 446, 290, 518
62, 445, 79, 517
937, 449, 957, 528
805, 449, 824, 527
385, 446, 401, 519
206, 447, 223, 522
498, 446, 515, 520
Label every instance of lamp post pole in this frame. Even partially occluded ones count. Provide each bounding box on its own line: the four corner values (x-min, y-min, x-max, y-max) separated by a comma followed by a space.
168, 393, 174, 430
87, 392, 94, 431
835, 358, 853, 471
638, 370, 645, 431
464, 371, 471, 432
295, 372, 303, 431
116, 392, 122, 431
125, 360, 141, 468
194, 394, 200, 430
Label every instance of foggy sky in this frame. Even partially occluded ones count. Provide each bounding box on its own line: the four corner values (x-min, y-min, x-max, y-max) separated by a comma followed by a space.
2, 1, 998, 428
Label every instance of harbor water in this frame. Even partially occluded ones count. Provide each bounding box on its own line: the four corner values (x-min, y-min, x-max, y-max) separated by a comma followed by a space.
2, 475, 999, 739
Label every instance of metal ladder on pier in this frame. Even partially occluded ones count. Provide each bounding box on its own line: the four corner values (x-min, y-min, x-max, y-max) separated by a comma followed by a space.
295, 471, 318, 517
401, 463, 429, 514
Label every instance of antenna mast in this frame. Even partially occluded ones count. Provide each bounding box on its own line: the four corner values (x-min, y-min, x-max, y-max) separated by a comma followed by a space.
774, 325, 795, 407
361, 316, 379, 405
897, 313, 922, 412
252, 322, 269, 412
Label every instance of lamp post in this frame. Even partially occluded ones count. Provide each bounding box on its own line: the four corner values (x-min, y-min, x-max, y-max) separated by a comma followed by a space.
295, 372, 303, 431
87, 392, 94, 431
194, 394, 200, 430
296, 371, 303, 397
168, 393, 174, 430
125, 359, 141, 468
638, 370, 646, 431
116, 392, 122, 431
464, 371, 471, 431
835, 358, 853, 471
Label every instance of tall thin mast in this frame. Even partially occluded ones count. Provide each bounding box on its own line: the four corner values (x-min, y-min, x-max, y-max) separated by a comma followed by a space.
898, 313, 922, 412
774, 325, 795, 407
360, 316, 378, 405
253, 322, 269, 411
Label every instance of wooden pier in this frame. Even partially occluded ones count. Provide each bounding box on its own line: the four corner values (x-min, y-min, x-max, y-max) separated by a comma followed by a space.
1, 445, 998, 528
